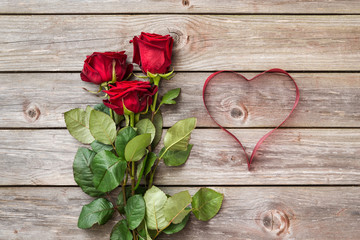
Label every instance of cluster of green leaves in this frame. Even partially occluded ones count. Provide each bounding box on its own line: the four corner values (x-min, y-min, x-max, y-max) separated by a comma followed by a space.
64, 87, 223, 239
76, 185, 223, 240
141, 186, 223, 239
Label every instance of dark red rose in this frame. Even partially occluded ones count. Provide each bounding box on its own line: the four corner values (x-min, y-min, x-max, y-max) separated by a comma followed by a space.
103, 80, 158, 115
131, 32, 174, 74
80, 51, 133, 85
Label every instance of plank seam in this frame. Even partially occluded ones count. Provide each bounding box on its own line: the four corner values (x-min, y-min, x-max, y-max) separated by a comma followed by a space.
1, 127, 360, 130
1, 184, 359, 188
1, 70, 360, 74
1, 13, 360, 16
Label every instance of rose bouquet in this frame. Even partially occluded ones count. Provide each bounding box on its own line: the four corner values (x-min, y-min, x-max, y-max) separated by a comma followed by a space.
64, 32, 223, 240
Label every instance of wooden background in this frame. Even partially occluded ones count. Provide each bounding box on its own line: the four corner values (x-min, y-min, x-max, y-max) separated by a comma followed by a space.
1, 0, 360, 239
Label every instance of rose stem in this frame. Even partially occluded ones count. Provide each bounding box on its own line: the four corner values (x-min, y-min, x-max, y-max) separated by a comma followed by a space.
109, 108, 114, 121
129, 113, 136, 196
104, 82, 116, 122
131, 161, 135, 196
121, 166, 128, 205
150, 75, 161, 113
148, 157, 160, 189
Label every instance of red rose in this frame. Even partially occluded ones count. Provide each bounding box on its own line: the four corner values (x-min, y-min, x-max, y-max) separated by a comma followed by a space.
103, 80, 158, 115
131, 32, 174, 74
80, 52, 133, 85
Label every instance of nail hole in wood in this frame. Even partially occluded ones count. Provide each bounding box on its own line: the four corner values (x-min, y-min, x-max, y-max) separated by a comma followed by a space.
182, 0, 190, 7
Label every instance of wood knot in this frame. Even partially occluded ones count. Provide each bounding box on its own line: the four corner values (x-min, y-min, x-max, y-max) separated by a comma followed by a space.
23, 102, 41, 122
221, 97, 248, 122
166, 28, 188, 51
230, 108, 243, 118
182, 0, 190, 7
260, 209, 290, 236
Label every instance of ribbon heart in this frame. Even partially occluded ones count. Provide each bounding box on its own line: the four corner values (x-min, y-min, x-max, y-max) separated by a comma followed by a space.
203, 69, 300, 170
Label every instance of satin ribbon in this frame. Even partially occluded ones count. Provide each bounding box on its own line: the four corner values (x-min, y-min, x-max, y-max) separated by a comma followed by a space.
203, 69, 300, 170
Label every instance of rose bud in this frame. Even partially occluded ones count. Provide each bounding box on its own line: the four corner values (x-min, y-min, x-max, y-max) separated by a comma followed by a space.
103, 80, 158, 115
131, 32, 174, 74
80, 51, 133, 85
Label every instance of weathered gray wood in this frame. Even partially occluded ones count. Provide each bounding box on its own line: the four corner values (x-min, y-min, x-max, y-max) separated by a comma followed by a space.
1, 128, 360, 185
1, 186, 359, 239
2, 72, 360, 128
1, 15, 359, 71
0, 2, 358, 239
1, 0, 360, 14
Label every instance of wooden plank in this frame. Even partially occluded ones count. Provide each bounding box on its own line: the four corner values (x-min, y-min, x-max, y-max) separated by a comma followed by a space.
2, 72, 360, 128
1, 128, 360, 186
1, 15, 359, 71
1, 186, 359, 239
1, 0, 360, 14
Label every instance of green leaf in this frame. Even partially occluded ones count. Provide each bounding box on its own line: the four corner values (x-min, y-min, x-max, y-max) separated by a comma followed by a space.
110, 219, 133, 240
136, 156, 146, 180
117, 187, 147, 215
163, 118, 196, 152
141, 111, 163, 150
89, 110, 116, 145
91, 150, 127, 192
91, 140, 113, 153
163, 212, 190, 235
78, 198, 114, 229
144, 186, 169, 230
125, 134, 151, 162
64, 108, 95, 144
85, 106, 94, 124
151, 111, 163, 149
73, 147, 104, 197
163, 144, 193, 167
94, 103, 110, 115
136, 119, 156, 143
138, 221, 153, 240
115, 127, 137, 159
160, 88, 180, 106
192, 188, 224, 221
114, 113, 124, 125
135, 155, 148, 190
116, 195, 126, 215
116, 187, 132, 214
163, 191, 192, 224
125, 195, 146, 230
144, 152, 157, 176
94, 103, 124, 124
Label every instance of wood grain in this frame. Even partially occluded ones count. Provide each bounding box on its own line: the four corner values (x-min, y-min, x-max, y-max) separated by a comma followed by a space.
1, 0, 360, 14
1, 15, 359, 71
1, 128, 360, 186
0, 1, 359, 239
2, 72, 360, 128
1, 186, 359, 239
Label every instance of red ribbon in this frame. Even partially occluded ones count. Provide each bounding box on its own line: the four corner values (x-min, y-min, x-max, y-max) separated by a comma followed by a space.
203, 69, 300, 170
